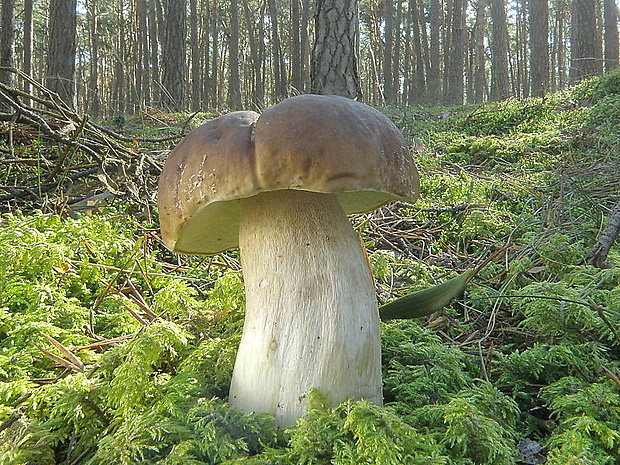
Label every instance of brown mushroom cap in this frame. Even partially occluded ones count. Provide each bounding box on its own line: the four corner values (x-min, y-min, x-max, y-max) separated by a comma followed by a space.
158, 94, 420, 254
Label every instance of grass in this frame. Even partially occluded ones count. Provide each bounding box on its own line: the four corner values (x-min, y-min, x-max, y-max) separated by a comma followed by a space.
1, 69, 620, 464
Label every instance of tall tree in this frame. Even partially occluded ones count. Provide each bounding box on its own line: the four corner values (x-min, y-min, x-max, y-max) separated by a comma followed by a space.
472, 0, 487, 103
46, 0, 77, 107
427, 0, 442, 102
268, 0, 287, 100
489, 0, 510, 100
0, 0, 16, 96
444, 0, 467, 104
383, 0, 396, 102
162, 0, 187, 110
228, 0, 242, 109
311, 0, 362, 99
570, 0, 603, 82
22, 0, 34, 106
291, 0, 303, 92
86, 0, 100, 115
603, 0, 619, 71
530, 0, 550, 97
148, 0, 161, 104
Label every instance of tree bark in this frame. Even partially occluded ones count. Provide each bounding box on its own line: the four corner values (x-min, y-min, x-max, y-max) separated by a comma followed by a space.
489, 0, 510, 101
1, 0, 16, 97
86, 0, 100, 116
427, 0, 441, 103
530, 0, 550, 97
148, 0, 160, 104
311, 0, 362, 99
189, 0, 200, 110
291, 0, 303, 92
603, 0, 619, 71
444, 0, 466, 104
162, 0, 187, 111
472, 0, 487, 103
585, 199, 620, 268
383, 0, 395, 103
22, 0, 33, 107
228, 0, 242, 109
570, 0, 603, 83
46, 0, 77, 107
268, 0, 287, 100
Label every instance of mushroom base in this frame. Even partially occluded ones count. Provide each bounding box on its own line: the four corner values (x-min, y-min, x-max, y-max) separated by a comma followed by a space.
230, 189, 383, 427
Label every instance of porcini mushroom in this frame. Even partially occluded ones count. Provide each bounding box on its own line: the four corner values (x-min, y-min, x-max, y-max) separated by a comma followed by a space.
158, 94, 419, 427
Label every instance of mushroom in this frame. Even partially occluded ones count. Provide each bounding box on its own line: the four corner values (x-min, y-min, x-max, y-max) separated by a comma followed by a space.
158, 94, 420, 427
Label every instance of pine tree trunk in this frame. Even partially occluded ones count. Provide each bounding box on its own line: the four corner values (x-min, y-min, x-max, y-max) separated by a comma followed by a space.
189, 0, 200, 110
22, 0, 33, 107
530, 0, 550, 97
570, 0, 603, 82
243, 0, 261, 108
473, 0, 487, 103
300, 0, 312, 91
210, 0, 219, 109
444, 0, 466, 104
162, 0, 187, 111
86, 0, 100, 116
383, 0, 395, 103
267, 0, 287, 100
489, 0, 510, 101
410, 0, 426, 103
46, 0, 77, 107
311, 0, 362, 99
603, 0, 619, 71
1, 0, 16, 99
291, 0, 303, 92
228, 0, 242, 109
427, 0, 441, 103
148, 0, 160, 104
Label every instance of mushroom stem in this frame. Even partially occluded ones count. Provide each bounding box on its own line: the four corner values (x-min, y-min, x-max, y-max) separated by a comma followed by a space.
230, 189, 383, 427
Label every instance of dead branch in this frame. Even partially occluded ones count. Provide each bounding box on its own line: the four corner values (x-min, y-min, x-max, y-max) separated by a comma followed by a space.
585, 198, 620, 268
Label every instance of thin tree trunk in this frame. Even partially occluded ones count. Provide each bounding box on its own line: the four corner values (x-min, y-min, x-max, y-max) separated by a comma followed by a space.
384, 0, 395, 103
311, 0, 362, 99
530, 0, 550, 97
268, 0, 287, 100
137, 0, 151, 109
22, 0, 33, 107
148, 0, 160, 103
1, 0, 16, 104
291, 0, 303, 92
585, 199, 620, 268
243, 0, 261, 108
86, 0, 100, 116
444, 0, 466, 104
210, 0, 219, 109
410, 0, 426, 103
394, 0, 403, 103
489, 0, 510, 101
427, 0, 441, 103
190, 0, 200, 110
228, 0, 242, 109
473, 0, 487, 103
300, 0, 312, 91
603, 0, 619, 71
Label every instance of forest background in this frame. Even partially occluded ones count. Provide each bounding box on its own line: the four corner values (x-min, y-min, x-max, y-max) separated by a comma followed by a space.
1, 0, 619, 115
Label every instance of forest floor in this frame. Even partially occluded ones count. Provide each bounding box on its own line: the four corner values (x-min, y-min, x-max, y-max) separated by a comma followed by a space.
1, 69, 620, 464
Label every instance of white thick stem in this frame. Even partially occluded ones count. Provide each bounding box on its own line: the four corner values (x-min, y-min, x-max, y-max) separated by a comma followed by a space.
229, 190, 382, 427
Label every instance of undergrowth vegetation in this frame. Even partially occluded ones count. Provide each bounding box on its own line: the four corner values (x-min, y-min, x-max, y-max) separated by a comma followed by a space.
1, 70, 620, 464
